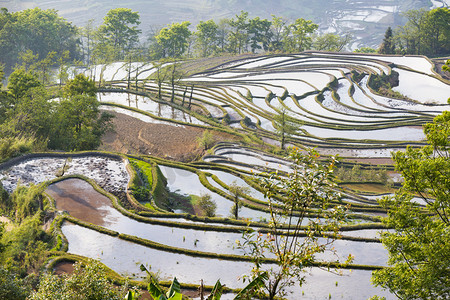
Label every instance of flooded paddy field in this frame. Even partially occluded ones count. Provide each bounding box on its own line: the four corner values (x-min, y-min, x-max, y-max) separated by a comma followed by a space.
3, 52, 448, 299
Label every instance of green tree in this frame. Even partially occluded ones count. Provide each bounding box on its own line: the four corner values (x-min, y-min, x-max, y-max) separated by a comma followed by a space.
64, 73, 98, 97
0, 8, 79, 71
228, 11, 249, 54
7, 68, 42, 103
238, 148, 347, 299
97, 8, 141, 59
156, 22, 192, 58
395, 8, 450, 56
268, 15, 287, 52
248, 17, 272, 53
1, 214, 50, 276
285, 18, 318, 52
379, 27, 395, 54
372, 110, 450, 299
195, 20, 219, 57
197, 193, 217, 217
0, 266, 30, 299
354, 47, 377, 53
313, 33, 352, 52
50, 75, 112, 150
6, 85, 53, 140
216, 18, 230, 53
228, 181, 250, 220
81, 19, 96, 66
273, 106, 298, 150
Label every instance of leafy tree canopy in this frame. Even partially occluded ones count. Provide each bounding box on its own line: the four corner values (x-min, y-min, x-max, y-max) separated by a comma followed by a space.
97, 8, 141, 59
372, 110, 450, 299
0, 8, 79, 71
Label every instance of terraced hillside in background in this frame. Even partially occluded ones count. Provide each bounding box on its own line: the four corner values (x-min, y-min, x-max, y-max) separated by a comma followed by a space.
1, 52, 448, 299
3, 0, 448, 48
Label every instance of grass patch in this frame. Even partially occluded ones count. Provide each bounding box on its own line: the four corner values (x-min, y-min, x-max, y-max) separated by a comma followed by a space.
343, 183, 396, 194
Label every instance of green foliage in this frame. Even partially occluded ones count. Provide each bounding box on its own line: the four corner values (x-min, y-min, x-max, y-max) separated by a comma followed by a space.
30, 260, 126, 300
1, 71, 109, 153
336, 165, 389, 184
0, 136, 35, 162
7, 68, 42, 102
10, 184, 45, 223
50, 75, 113, 151
64, 74, 98, 97
273, 106, 299, 150
378, 27, 395, 54
141, 263, 265, 300
96, 8, 141, 60
394, 8, 450, 56
155, 22, 192, 58
197, 193, 217, 217
197, 130, 215, 151
238, 148, 348, 299
130, 159, 154, 187
0, 8, 79, 71
284, 18, 318, 52
354, 47, 377, 53
372, 111, 450, 299
195, 20, 220, 57
1, 214, 50, 276
0, 266, 31, 300
0, 183, 9, 214
228, 181, 250, 220
313, 33, 352, 52
443, 59, 450, 73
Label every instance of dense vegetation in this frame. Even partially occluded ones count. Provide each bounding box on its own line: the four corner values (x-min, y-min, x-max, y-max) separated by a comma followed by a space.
0, 62, 112, 161
0, 7, 354, 72
379, 8, 450, 57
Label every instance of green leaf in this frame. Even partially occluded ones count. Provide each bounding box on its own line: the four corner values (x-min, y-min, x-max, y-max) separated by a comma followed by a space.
148, 281, 167, 300
166, 277, 182, 300
234, 272, 268, 300
207, 280, 223, 300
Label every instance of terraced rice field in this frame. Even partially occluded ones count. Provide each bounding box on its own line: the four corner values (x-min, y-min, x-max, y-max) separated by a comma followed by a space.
2, 52, 449, 299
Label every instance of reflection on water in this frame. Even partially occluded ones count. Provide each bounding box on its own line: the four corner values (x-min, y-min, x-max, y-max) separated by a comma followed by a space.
63, 223, 394, 299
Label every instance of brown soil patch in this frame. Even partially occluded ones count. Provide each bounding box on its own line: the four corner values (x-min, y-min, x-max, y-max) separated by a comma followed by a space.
99, 111, 238, 162
53, 261, 75, 276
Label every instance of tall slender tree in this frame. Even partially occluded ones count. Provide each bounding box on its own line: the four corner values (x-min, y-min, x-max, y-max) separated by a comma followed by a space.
379, 27, 395, 54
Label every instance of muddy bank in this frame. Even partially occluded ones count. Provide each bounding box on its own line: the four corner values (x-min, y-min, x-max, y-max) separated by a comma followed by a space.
46, 178, 118, 226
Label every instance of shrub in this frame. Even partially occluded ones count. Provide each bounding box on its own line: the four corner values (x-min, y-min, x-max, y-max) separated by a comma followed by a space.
197, 130, 215, 150
29, 260, 126, 300
197, 193, 217, 217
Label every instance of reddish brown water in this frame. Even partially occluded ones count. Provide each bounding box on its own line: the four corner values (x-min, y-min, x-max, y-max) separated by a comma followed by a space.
53, 261, 75, 276
46, 178, 117, 226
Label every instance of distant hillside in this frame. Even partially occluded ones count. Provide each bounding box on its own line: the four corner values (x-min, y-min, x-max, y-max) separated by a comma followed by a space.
2, 0, 449, 48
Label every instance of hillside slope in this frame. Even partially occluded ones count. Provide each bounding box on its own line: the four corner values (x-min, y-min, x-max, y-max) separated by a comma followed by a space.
2, 0, 449, 48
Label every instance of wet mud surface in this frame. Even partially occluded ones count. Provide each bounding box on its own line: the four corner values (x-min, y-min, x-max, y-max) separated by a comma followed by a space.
46, 178, 117, 226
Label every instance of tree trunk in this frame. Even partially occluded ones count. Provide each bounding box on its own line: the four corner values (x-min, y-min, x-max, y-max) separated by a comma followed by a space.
182, 86, 187, 106
188, 85, 194, 109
